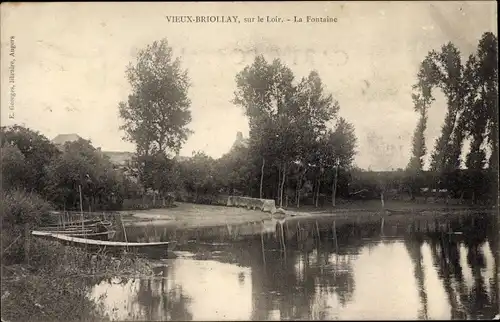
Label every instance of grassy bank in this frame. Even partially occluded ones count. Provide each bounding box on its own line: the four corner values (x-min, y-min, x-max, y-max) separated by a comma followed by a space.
1, 190, 155, 322
1, 238, 155, 322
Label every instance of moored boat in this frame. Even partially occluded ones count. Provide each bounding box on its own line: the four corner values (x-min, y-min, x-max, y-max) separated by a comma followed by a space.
34, 229, 94, 235
37, 220, 113, 233
32, 231, 177, 250
65, 230, 116, 241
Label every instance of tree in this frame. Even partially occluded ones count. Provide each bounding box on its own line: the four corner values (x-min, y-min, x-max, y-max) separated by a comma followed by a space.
1, 143, 28, 191
410, 32, 498, 204
328, 117, 357, 206
132, 153, 180, 199
0, 125, 60, 195
118, 38, 192, 157
44, 139, 125, 210
475, 32, 498, 170
423, 43, 467, 172
407, 107, 428, 172
180, 151, 216, 201
216, 142, 254, 196
233, 56, 298, 206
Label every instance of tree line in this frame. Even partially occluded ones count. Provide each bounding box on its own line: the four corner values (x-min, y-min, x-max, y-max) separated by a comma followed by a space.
406, 31, 498, 203
118, 39, 358, 208
2, 32, 497, 213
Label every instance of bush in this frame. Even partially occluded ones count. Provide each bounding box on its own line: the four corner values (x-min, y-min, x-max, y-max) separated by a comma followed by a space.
1, 239, 154, 322
1, 273, 107, 322
1, 189, 54, 265
1, 189, 53, 227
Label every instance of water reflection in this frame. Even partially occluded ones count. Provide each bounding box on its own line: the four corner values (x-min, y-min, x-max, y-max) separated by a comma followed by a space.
91, 213, 498, 320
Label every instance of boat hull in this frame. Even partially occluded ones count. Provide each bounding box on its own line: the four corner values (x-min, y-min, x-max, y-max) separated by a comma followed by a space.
32, 231, 176, 250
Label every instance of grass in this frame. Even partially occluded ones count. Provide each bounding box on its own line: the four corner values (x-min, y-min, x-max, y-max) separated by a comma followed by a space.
1, 237, 154, 322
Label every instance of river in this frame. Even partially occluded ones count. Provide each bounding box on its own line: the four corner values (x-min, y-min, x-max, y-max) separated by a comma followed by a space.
89, 212, 499, 320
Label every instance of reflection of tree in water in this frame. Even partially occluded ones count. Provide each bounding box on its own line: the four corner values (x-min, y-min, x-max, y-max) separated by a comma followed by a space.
244, 221, 379, 320
403, 234, 428, 320
132, 266, 193, 321
424, 214, 498, 320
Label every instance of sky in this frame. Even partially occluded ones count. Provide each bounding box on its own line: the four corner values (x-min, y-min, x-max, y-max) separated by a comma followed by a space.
1, 1, 497, 170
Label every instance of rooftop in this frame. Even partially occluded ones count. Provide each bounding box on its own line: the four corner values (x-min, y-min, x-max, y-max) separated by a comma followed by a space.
51, 133, 82, 145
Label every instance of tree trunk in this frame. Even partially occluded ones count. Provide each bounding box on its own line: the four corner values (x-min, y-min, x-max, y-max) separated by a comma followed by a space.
277, 167, 281, 205
295, 176, 302, 208
332, 164, 339, 207
315, 178, 321, 208
380, 191, 385, 208
260, 158, 265, 199
297, 188, 300, 208
280, 163, 286, 208
312, 178, 316, 206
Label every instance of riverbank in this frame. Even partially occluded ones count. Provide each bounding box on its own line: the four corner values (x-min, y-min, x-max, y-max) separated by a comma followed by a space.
1, 238, 155, 322
119, 202, 273, 228
118, 200, 495, 228
110, 201, 497, 245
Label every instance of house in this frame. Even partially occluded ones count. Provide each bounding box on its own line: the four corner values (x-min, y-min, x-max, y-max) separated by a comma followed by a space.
51, 133, 83, 150
52, 133, 135, 167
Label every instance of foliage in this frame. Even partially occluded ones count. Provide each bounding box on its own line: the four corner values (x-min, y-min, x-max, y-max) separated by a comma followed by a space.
0, 125, 60, 195
1, 143, 28, 191
233, 55, 352, 207
131, 152, 181, 196
118, 38, 192, 157
1, 189, 53, 232
1, 272, 106, 322
216, 143, 255, 195
411, 32, 498, 175
1, 237, 154, 322
43, 139, 126, 211
407, 106, 428, 172
179, 151, 217, 198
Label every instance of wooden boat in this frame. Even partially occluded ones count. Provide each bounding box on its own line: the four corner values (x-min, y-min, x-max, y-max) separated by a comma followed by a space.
42, 218, 103, 228
38, 221, 113, 232
35, 229, 94, 235
32, 231, 177, 249
66, 230, 116, 240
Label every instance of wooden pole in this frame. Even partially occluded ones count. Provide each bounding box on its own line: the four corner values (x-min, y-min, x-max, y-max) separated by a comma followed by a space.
332, 158, 339, 207
260, 158, 265, 199
79, 185, 85, 236
120, 214, 129, 253
381, 217, 385, 236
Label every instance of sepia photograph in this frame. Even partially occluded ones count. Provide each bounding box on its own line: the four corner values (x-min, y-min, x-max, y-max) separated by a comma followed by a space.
0, 1, 498, 321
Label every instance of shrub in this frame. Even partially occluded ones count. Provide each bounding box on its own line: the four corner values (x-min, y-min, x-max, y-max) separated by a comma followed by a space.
1, 189, 54, 265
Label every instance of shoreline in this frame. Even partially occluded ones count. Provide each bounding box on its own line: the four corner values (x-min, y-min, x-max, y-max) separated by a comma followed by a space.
113, 202, 497, 243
